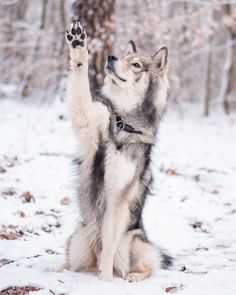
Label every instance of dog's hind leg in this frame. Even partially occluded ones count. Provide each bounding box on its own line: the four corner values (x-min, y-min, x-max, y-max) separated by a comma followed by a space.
114, 229, 172, 282
126, 232, 159, 282
65, 224, 97, 272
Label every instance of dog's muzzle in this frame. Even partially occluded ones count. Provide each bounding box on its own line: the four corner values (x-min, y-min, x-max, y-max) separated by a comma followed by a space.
107, 55, 118, 64
106, 56, 127, 82
106, 55, 117, 73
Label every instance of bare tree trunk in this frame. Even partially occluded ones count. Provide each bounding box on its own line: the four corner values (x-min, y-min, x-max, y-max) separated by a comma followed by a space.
205, 51, 212, 117
219, 32, 232, 114
72, 0, 115, 92
204, 9, 213, 117
223, 57, 233, 115
21, 0, 48, 98
0, 0, 70, 102
222, 4, 235, 114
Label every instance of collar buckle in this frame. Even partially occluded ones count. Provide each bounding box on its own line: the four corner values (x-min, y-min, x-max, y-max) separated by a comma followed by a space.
115, 114, 142, 135
116, 119, 125, 131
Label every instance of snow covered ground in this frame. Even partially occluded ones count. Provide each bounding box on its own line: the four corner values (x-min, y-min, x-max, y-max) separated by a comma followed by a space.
0, 98, 236, 295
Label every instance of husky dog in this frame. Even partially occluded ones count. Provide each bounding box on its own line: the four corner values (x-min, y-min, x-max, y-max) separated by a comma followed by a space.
62, 21, 172, 282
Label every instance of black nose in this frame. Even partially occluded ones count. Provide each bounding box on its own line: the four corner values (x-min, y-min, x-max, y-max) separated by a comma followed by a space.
107, 55, 118, 62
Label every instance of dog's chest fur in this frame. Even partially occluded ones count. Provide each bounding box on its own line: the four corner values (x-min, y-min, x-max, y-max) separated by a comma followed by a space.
104, 143, 136, 193
75, 94, 154, 230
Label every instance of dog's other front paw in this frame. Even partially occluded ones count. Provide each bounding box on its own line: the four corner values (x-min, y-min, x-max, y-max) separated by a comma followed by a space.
56, 262, 68, 273
126, 272, 146, 282
66, 20, 87, 49
98, 269, 113, 282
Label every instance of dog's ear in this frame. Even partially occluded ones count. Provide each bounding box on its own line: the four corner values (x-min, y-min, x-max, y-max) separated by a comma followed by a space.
153, 47, 168, 72
125, 40, 137, 55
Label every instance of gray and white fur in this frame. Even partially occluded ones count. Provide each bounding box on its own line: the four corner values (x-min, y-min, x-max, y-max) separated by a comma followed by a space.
61, 21, 173, 282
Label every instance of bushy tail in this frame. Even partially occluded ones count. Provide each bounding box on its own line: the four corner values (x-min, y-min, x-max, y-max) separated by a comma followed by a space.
160, 250, 174, 270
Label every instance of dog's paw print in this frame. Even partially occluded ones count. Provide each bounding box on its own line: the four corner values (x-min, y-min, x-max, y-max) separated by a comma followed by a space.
66, 21, 87, 49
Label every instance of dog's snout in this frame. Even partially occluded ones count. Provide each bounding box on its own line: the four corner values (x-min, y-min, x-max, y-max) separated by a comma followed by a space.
107, 55, 118, 63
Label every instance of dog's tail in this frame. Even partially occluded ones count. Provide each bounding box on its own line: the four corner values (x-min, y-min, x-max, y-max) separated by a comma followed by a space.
160, 249, 174, 269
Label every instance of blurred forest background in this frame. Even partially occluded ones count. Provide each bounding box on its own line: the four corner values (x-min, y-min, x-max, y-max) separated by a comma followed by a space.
1, 0, 236, 116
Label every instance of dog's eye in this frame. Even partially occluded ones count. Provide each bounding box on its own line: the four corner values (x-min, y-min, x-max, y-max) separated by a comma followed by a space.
132, 63, 141, 68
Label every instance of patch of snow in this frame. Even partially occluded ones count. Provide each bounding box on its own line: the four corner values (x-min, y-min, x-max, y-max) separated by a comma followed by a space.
0, 99, 236, 294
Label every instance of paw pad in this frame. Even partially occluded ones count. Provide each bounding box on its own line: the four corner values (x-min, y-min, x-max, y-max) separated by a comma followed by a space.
66, 21, 86, 48
80, 33, 85, 40
72, 40, 84, 48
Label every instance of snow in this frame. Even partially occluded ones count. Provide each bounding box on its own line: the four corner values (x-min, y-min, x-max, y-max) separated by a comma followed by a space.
0, 98, 236, 294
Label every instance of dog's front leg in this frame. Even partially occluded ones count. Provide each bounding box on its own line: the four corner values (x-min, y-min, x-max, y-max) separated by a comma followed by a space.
66, 21, 95, 135
99, 199, 129, 282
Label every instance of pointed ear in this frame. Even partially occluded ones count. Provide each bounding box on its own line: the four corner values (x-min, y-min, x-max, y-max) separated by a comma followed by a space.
153, 47, 168, 71
125, 40, 137, 55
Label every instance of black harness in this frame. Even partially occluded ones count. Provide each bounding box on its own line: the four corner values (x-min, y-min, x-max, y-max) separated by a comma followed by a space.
94, 92, 142, 135
116, 114, 142, 135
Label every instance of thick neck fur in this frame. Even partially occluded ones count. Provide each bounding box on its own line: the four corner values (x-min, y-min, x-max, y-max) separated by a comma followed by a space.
101, 74, 169, 122
101, 77, 145, 113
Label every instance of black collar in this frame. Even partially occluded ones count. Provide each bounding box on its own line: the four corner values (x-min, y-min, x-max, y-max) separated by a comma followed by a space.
116, 114, 142, 135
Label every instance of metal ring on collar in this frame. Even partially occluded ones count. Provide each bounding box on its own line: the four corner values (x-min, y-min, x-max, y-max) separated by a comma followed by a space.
116, 120, 125, 130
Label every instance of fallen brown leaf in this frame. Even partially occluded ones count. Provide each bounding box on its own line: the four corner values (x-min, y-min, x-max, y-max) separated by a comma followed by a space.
20, 191, 35, 203
0, 166, 6, 173
60, 196, 70, 206
165, 286, 177, 293
18, 211, 26, 218
165, 283, 183, 293
211, 188, 219, 194
0, 286, 40, 295
0, 225, 24, 240
165, 168, 181, 176
1, 188, 16, 197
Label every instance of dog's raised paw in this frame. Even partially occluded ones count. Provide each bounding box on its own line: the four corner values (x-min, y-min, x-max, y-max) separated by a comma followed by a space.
66, 21, 87, 49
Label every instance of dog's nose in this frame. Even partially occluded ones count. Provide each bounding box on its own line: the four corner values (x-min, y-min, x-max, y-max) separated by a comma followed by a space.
107, 55, 118, 62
